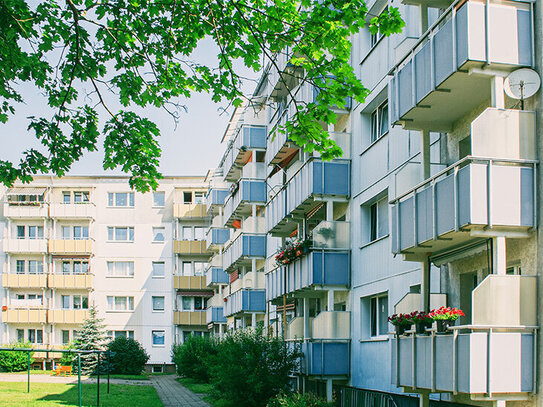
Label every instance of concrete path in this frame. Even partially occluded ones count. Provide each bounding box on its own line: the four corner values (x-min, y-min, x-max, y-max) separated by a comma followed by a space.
0, 372, 149, 385
150, 375, 211, 407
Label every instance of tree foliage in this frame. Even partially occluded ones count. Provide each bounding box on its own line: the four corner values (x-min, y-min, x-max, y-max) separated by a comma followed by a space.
0, 342, 33, 372
72, 306, 107, 374
172, 334, 218, 383
107, 336, 150, 375
1, 0, 404, 190
267, 392, 334, 407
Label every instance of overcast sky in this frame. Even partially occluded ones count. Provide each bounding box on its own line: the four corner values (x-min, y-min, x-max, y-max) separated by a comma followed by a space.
1, 37, 259, 178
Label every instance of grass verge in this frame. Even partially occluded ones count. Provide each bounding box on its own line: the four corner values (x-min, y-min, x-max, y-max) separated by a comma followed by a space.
177, 377, 232, 407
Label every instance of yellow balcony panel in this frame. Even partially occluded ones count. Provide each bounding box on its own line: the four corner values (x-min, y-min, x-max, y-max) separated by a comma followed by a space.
3, 239, 47, 254
173, 240, 210, 256
49, 203, 96, 219
48, 309, 89, 324
173, 276, 206, 290
173, 311, 206, 326
48, 239, 93, 255
48, 274, 93, 290
174, 203, 207, 219
2, 309, 47, 324
3, 202, 48, 218
2, 274, 47, 289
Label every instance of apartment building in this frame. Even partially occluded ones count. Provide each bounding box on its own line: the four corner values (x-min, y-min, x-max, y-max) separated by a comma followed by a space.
0, 176, 210, 371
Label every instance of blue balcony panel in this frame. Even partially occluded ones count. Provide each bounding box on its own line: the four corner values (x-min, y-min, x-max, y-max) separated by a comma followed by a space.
224, 289, 266, 317
223, 234, 266, 273
207, 306, 227, 324
206, 267, 229, 287
267, 251, 350, 302
223, 125, 267, 181
206, 228, 230, 250
207, 188, 229, 213
224, 180, 267, 226
302, 341, 350, 376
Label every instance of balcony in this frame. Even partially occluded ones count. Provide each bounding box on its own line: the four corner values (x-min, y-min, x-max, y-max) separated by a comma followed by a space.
267, 250, 350, 301
392, 275, 536, 398
1, 308, 47, 324
223, 126, 267, 182
173, 240, 211, 256
391, 157, 536, 258
267, 159, 350, 236
48, 309, 89, 324
223, 289, 266, 317
174, 203, 207, 219
49, 203, 96, 219
206, 267, 229, 287
3, 202, 48, 218
389, 0, 533, 131
222, 233, 266, 273
223, 178, 267, 227
312, 311, 350, 340
2, 273, 47, 288
231, 271, 266, 295
206, 228, 230, 251
206, 188, 230, 215
207, 307, 227, 324
300, 341, 350, 377
173, 311, 206, 326
269, 47, 304, 97
3, 238, 47, 254
48, 239, 93, 256
48, 274, 93, 290
173, 275, 207, 290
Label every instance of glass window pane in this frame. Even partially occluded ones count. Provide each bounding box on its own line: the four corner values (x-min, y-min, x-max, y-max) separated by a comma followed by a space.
107, 296, 113, 309
128, 331, 134, 340
370, 297, 377, 337
153, 192, 165, 207
16, 260, 25, 274
377, 198, 389, 238
153, 262, 165, 277
152, 296, 165, 311
17, 226, 25, 239
194, 262, 204, 276
152, 330, 165, 345
116, 193, 127, 207
128, 297, 134, 310
182, 227, 192, 240
379, 103, 389, 136
378, 296, 389, 336
370, 203, 377, 241
82, 296, 88, 309
107, 227, 114, 241
62, 296, 70, 309
194, 227, 204, 240
17, 329, 24, 342
183, 192, 192, 204
108, 193, 114, 206
37, 330, 43, 344
128, 227, 134, 241
74, 296, 81, 309
153, 227, 165, 242
63, 262, 70, 275
116, 228, 127, 241
129, 193, 135, 207
194, 297, 202, 310
182, 297, 192, 311
182, 262, 192, 276
63, 192, 71, 204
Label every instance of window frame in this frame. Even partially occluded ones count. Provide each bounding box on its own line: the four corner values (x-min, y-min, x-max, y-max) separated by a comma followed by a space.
153, 192, 165, 207
107, 192, 135, 208
107, 226, 135, 242
370, 100, 389, 143
368, 195, 389, 243
152, 330, 166, 347
106, 296, 135, 312
369, 294, 389, 339
106, 261, 135, 278
152, 261, 165, 278
152, 227, 166, 243
152, 296, 165, 312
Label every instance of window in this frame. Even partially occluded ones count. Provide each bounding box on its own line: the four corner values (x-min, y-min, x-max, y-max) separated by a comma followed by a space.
62, 330, 70, 344
28, 329, 43, 344
152, 262, 165, 278
73, 226, 89, 240
183, 192, 193, 204
73, 295, 88, 310
28, 226, 44, 239
369, 196, 389, 242
62, 226, 71, 239
62, 295, 70, 309
107, 227, 134, 242
73, 261, 89, 275
17, 226, 25, 239
152, 330, 165, 346
153, 192, 165, 207
194, 192, 205, 204
108, 192, 135, 207
182, 227, 192, 240
106, 261, 134, 277
370, 6, 388, 48
17, 329, 24, 343
370, 295, 389, 337
194, 262, 205, 276
152, 365, 163, 373
370, 101, 389, 143
153, 227, 165, 242
107, 330, 134, 340
62, 262, 71, 275
16, 260, 25, 274
106, 296, 135, 311
182, 262, 192, 276
194, 227, 204, 241
73, 191, 89, 203
28, 260, 43, 274
63, 192, 71, 204
182, 297, 192, 311
152, 296, 165, 311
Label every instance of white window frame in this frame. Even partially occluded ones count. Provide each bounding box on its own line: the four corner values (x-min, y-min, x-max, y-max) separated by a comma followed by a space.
106, 296, 135, 312
152, 330, 165, 347
106, 261, 135, 278
107, 192, 135, 208
152, 227, 166, 243
153, 192, 165, 207
369, 6, 388, 49
152, 261, 165, 278
369, 196, 389, 242
107, 226, 135, 242
370, 100, 389, 143
369, 294, 389, 338
152, 296, 165, 312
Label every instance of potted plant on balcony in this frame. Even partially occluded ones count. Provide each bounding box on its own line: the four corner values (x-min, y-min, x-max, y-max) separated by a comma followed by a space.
412, 311, 433, 335
275, 238, 312, 266
388, 313, 413, 336
429, 306, 465, 333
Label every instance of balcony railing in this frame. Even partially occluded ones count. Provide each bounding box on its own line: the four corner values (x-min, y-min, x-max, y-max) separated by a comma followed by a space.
267, 250, 350, 301
3, 238, 47, 254
391, 157, 536, 257
206, 267, 229, 287
2, 308, 47, 323
3, 202, 48, 218
223, 289, 266, 317
10, 298, 43, 308
222, 233, 266, 273
223, 179, 267, 226
267, 159, 350, 235
2, 273, 47, 288
207, 306, 227, 324
49, 202, 96, 219
173, 311, 206, 326
48, 274, 93, 290
206, 228, 230, 251
48, 239, 93, 255
173, 275, 207, 290
223, 126, 267, 181
48, 309, 89, 324
173, 240, 211, 256
300, 341, 350, 376
174, 203, 207, 219
206, 188, 230, 214
389, 0, 534, 131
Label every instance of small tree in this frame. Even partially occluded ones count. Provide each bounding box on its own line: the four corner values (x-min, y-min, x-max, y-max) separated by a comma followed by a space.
211, 328, 301, 407
58, 343, 76, 367
107, 337, 149, 375
172, 335, 218, 383
72, 306, 107, 374
0, 342, 34, 372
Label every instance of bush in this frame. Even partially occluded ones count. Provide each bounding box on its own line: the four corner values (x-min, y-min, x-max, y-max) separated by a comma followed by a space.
267, 393, 334, 407
172, 335, 218, 383
58, 343, 76, 367
210, 328, 301, 407
0, 342, 34, 372
107, 337, 150, 375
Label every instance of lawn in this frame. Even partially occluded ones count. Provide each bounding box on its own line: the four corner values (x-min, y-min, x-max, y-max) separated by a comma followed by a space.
9, 370, 160, 380
0, 381, 163, 406
177, 377, 230, 407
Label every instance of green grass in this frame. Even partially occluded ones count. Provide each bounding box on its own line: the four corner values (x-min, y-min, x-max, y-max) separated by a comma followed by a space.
0, 381, 163, 406
97, 374, 149, 380
177, 377, 232, 407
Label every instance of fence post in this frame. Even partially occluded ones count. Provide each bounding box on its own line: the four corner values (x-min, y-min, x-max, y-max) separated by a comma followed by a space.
97, 352, 100, 406
27, 351, 30, 393
78, 354, 82, 407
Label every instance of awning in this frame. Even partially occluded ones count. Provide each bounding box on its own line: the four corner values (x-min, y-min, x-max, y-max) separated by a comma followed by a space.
177, 290, 214, 297
7, 187, 47, 196
51, 255, 91, 259
268, 149, 299, 178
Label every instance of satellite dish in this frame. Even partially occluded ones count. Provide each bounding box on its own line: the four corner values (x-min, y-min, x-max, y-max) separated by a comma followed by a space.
504, 68, 541, 109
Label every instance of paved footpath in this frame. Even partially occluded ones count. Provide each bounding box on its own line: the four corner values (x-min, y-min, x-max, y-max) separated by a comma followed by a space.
150, 375, 211, 407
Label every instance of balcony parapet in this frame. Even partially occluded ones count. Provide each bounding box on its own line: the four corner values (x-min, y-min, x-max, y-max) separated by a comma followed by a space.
206, 228, 230, 251
174, 203, 207, 219
223, 289, 266, 317
206, 188, 230, 215
223, 179, 267, 226
3, 238, 47, 254
207, 306, 227, 324
223, 126, 267, 182
48, 239, 93, 256
173, 311, 207, 326
300, 341, 350, 377
2, 273, 47, 288
49, 202, 96, 219
48, 274, 93, 290
3, 202, 48, 218
2, 308, 47, 323
206, 267, 229, 287
173, 275, 207, 291
48, 309, 89, 324
173, 240, 211, 256
222, 233, 266, 273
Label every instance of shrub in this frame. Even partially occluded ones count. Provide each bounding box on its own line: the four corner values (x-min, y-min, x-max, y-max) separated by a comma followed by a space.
107, 336, 150, 375
210, 328, 301, 407
267, 393, 334, 407
59, 343, 76, 367
172, 334, 218, 383
0, 342, 34, 372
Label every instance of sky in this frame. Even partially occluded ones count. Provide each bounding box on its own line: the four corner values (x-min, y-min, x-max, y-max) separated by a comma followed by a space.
1, 37, 259, 178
